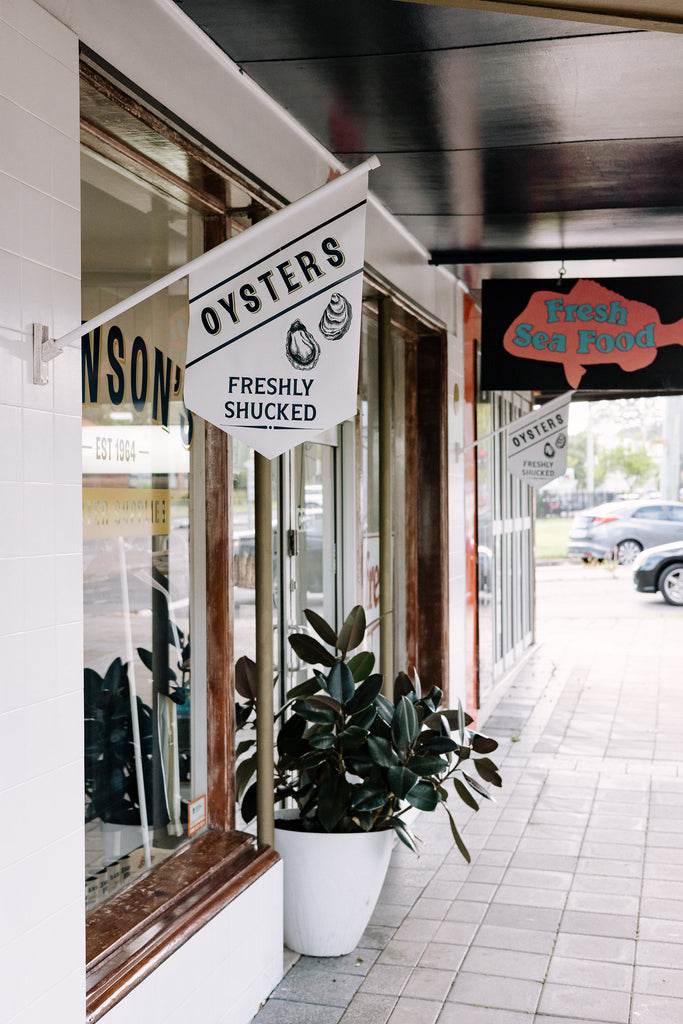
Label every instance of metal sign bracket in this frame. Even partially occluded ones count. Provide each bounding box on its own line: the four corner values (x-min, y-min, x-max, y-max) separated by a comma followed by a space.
33, 323, 63, 385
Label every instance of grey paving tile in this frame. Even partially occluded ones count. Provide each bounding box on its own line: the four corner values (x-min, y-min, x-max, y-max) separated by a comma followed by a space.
455, 882, 498, 903
387, 996, 442, 1024
339, 993, 396, 1024
253, 999, 344, 1024
634, 964, 683, 998
362, 925, 399, 948
370, 904, 410, 928
269, 968, 362, 1007
641, 897, 683, 921
636, 939, 683, 968
406, 898, 451, 921
553, 932, 635, 964
461, 946, 549, 981
295, 948, 379, 976
359, 964, 412, 996
447, 972, 542, 1013
402, 967, 456, 1001
545, 955, 632, 991
638, 917, 683, 943
570, 873, 641, 897
432, 919, 480, 945
537, 982, 630, 1022
392, 917, 441, 943
575, 856, 643, 877
559, 909, 637, 939
502, 867, 574, 891
631, 993, 683, 1024
416, 943, 467, 972
483, 902, 563, 933
534, 1016, 622, 1024
564, 890, 640, 916
442, 899, 488, 923
475, 924, 556, 955
491, 884, 566, 909
438, 1005, 533, 1024
377, 939, 428, 966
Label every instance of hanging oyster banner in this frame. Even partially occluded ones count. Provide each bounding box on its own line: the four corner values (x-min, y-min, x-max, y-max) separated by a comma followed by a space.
505, 392, 572, 488
184, 157, 380, 459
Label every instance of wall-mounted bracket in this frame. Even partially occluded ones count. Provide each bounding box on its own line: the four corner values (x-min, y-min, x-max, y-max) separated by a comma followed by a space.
33, 323, 63, 385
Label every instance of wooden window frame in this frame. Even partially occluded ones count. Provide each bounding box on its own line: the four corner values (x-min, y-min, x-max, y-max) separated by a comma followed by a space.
82, 66, 278, 1022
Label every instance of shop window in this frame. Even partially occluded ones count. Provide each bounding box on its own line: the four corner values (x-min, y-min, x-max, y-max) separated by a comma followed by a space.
80, 63, 275, 1020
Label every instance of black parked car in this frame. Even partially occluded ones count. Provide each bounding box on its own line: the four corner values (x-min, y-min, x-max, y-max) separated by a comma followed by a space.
633, 541, 683, 606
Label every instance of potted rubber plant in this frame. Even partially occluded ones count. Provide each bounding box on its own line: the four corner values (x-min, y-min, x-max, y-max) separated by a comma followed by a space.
237, 605, 501, 956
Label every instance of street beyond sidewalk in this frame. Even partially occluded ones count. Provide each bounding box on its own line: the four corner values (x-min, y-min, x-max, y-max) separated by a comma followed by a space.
251, 560, 683, 1024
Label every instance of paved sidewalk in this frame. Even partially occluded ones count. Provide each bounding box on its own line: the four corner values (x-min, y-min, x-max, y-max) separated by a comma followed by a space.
251, 564, 683, 1024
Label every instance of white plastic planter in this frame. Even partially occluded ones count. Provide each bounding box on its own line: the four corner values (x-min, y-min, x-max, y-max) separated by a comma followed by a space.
274, 810, 394, 956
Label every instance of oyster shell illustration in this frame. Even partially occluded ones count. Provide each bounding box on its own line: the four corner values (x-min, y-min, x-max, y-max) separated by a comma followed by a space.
285, 319, 320, 370
319, 292, 352, 341
543, 442, 555, 458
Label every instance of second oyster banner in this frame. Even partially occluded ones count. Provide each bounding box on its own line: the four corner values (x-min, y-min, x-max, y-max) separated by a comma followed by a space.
184, 158, 379, 459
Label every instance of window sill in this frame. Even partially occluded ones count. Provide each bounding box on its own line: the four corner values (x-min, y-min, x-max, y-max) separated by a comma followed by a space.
86, 829, 279, 1023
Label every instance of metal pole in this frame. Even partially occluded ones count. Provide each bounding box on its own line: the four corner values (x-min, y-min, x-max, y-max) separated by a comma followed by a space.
378, 295, 394, 697
255, 452, 274, 847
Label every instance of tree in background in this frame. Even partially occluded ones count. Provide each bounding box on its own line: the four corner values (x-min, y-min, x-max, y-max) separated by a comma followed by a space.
567, 432, 588, 489
594, 443, 656, 492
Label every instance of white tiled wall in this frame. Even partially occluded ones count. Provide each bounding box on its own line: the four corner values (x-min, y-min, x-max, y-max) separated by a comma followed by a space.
0, 4, 84, 1022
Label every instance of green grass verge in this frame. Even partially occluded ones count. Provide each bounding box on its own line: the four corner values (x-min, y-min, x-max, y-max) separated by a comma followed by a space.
535, 515, 572, 559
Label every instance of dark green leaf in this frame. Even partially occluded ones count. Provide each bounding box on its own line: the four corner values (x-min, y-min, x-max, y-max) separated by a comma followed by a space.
336, 605, 366, 657
392, 696, 420, 754
468, 731, 499, 755
308, 731, 337, 750
444, 806, 471, 863
348, 705, 377, 731
327, 660, 355, 704
423, 709, 474, 731
406, 753, 450, 776
304, 608, 338, 647
235, 738, 255, 759
346, 673, 383, 714
292, 699, 337, 724
391, 817, 419, 853
235, 655, 258, 700
406, 780, 441, 811
317, 774, 350, 831
241, 781, 258, 824
351, 811, 374, 831
338, 725, 369, 750
367, 735, 402, 767
348, 650, 375, 683
473, 757, 503, 787
235, 753, 258, 799
393, 671, 415, 702
462, 772, 494, 800
457, 699, 466, 746
419, 734, 459, 754
276, 713, 306, 756
374, 694, 394, 726
421, 686, 443, 712
296, 749, 329, 770
288, 633, 337, 667
285, 676, 323, 701
387, 766, 420, 799
351, 785, 388, 811
137, 647, 154, 673
454, 777, 479, 811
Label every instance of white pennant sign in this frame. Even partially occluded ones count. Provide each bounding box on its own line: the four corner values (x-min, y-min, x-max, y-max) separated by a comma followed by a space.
506, 392, 572, 488
184, 158, 379, 459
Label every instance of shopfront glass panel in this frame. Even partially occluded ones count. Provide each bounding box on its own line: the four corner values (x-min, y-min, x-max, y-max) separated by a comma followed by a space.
82, 150, 207, 907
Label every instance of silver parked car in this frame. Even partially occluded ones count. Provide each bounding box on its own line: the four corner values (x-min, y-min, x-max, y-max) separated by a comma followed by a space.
567, 499, 683, 565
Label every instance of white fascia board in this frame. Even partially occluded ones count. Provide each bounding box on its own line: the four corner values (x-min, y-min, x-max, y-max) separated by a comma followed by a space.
38, 0, 459, 332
